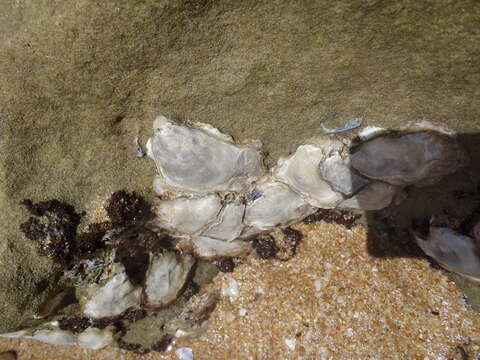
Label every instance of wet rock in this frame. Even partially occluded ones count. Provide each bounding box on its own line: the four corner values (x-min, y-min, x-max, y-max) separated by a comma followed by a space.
350, 132, 468, 187
274, 140, 344, 208
144, 252, 195, 308
152, 195, 222, 235
414, 226, 480, 283
244, 179, 315, 230
147, 116, 265, 193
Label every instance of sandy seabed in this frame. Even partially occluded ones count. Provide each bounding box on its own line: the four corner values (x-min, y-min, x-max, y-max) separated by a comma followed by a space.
1, 221, 478, 360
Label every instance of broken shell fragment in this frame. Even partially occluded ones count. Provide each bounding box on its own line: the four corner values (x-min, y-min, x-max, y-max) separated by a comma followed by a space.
274, 141, 344, 208
147, 116, 265, 193
338, 181, 398, 211
350, 132, 468, 187
144, 252, 195, 308
202, 202, 246, 241
77, 327, 116, 350
186, 236, 251, 259
30, 328, 77, 346
152, 194, 222, 235
414, 226, 480, 283
82, 264, 142, 319
244, 180, 315, 229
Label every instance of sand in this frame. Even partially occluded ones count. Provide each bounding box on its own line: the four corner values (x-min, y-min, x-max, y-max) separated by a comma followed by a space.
1, 222, 479, 359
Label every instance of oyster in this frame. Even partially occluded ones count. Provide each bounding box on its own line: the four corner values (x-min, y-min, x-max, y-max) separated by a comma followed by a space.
414, 226, 480, 283
152, 194, 222, 235
319, 152, 369, 196
350, 132, 468, 187
30, 328, 77, 346
338, 181, 398, 211
244, 179, 315, 229
77, 327, 116, 350
185, 236, 251, 259
144, 252, 195, 308
274, 140, 344, 208
147, 116, 265, 193
202, 201, 246, 241
82, 264, 142, 319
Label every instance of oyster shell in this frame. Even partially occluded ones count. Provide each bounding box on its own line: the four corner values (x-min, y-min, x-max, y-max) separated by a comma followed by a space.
244, 179, 315, 229
147, 116, 265, 193
202, 201, 246, 241
77, 327, 115, 350
82, 264, 142, 319
414, 226, 480, 283
30, 328, 77, 346
152, 194, 222, 235
185, 236, 251, 259
273, 140, 344, 208
319, 152, 369, 196
338, 181, 398, 210
144, 252, 195, 308
350, 132, 468, 187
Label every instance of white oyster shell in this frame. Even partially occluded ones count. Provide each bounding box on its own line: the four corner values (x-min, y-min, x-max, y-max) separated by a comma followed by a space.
244, 180, 315, 229
319, 152, 369, 196
30, 329, 77, 346
148, 116, 265, 193
77, 327, 115, 350
415, 226, 480, 283
350, 132, 468, 187
82, 264, 142, 319
273, 140, 344, 208
202, 202, 246, 241
338, 181, 398, 210
144, 252, 195, 307
152, 194, 222, 235
186, 236, 251, 259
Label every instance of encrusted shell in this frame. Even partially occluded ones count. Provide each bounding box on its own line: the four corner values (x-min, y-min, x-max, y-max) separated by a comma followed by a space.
144, 252, 195, 308
202, 201, 246, 241
273, 140, 344, 208
414, 226, 480, 283
151, 194, 222, 235
82, 264, 142, 319
244, 179, 315, 229
350, 132, 468, 187
184, 236, 251, 259
338, 181, 398, 211
147, 116, 265, 193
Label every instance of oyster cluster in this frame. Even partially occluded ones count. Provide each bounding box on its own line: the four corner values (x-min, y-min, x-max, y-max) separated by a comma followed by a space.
147, 116, 468, 259
2, 116, 472, 352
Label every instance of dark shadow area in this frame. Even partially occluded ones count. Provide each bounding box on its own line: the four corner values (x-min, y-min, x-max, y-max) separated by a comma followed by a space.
361, 132, 480, 309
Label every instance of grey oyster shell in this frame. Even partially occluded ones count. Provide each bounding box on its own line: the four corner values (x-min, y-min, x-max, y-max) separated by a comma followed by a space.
338, 181, 398, 211
319, 151, 369, 196
202, 201, 246, 241
350, 132, 468, 187
244, 179, 315, 229
144, 252, 195, 308
82, 264, 142, 319
183, 236, 251, 259
273, 140, 344, 208
152, 194, 222, 235
147, 116, 265, 193
414, 226, 480, 283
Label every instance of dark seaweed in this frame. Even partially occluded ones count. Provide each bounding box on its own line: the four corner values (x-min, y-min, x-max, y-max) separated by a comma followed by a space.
106, 190, 153, 226
302, 208, 360, 229
252, 235, 278, 259
151, 334, 173, 352
213, 258, 235, 272
58, 317, 91, 333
